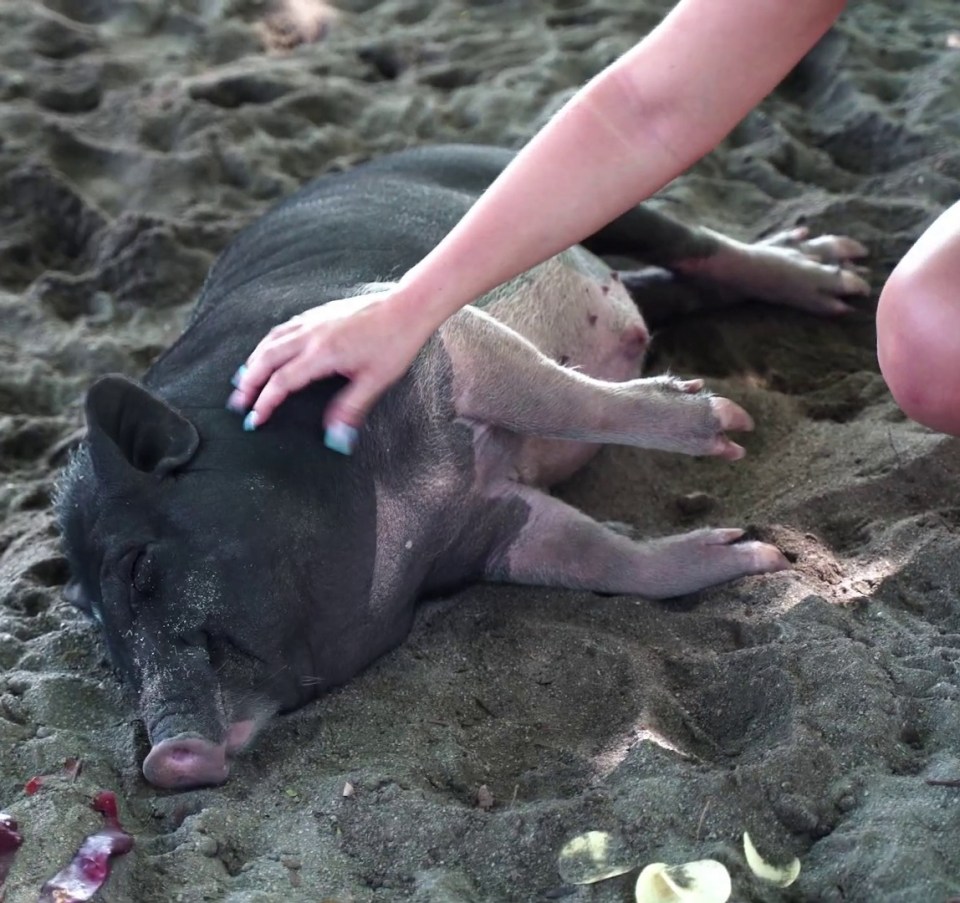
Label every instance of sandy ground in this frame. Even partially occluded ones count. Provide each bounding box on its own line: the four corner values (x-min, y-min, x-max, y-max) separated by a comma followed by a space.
1, 0, 960, 900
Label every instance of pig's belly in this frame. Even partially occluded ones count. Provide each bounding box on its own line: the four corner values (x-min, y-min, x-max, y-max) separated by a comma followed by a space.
480, 245, 648, 487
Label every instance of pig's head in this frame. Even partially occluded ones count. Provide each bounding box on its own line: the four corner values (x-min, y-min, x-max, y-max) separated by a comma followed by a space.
56, 374, 376, 790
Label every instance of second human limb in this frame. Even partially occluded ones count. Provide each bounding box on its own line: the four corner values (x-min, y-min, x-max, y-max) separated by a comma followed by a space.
876, 200, 960, 436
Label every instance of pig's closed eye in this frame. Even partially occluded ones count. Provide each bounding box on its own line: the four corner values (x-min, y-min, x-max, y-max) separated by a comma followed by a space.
131, 550, 158, 596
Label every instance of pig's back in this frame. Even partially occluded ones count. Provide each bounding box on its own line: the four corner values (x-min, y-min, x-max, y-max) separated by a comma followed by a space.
194, 145, 513, 326
146, 146, 504, 397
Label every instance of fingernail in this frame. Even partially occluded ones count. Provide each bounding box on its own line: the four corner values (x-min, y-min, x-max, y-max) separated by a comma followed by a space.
243, 411, 259, 432
231, 365, 247, 388
324, 422, 358, 456
226, 390, 246, 413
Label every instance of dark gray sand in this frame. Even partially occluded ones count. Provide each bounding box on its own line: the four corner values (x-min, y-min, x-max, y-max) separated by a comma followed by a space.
2, 1, 960, 900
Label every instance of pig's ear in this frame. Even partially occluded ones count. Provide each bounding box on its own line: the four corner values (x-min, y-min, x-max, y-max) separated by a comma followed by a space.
85, 375, 200, 479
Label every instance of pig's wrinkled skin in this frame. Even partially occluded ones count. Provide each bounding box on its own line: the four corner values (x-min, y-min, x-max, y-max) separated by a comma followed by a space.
55, 145, 868, 791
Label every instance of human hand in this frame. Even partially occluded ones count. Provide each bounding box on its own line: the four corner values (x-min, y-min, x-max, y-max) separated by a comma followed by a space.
227, 290, 431, 453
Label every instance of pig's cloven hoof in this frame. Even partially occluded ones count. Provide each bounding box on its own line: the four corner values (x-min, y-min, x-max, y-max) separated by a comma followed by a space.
700, 528, 790, 575
707, 397, 754, 460
745, 229, 871, 315
142, 734, 230, 789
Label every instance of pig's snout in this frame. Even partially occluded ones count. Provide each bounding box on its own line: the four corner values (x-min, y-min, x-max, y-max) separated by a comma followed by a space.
143, 734, 229, 789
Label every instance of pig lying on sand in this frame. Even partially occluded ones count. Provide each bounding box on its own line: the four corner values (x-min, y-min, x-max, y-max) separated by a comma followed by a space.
56, 144, 868, 790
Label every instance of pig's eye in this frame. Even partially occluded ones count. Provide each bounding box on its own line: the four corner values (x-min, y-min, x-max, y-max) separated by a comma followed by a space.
132, 550, 158, 596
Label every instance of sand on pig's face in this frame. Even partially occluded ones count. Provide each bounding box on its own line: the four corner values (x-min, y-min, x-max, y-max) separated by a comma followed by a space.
2, 0, 960, 900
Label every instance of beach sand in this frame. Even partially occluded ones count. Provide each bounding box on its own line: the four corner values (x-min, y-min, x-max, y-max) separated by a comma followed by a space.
1, 0, 960, 900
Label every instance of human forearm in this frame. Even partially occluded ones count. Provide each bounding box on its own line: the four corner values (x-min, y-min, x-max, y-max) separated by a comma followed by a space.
391, 0, 846, 333
232, 0, 848, 435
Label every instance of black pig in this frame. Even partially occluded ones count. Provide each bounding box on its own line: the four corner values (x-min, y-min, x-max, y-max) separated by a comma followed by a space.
56, 144, 868, 789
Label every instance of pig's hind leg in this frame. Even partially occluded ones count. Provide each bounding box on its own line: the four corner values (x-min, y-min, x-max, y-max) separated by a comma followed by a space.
485, 485, 787, 599
585, 204, 870, 320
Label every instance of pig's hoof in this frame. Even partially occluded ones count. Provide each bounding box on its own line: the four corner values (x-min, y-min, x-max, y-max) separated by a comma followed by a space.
646, 528, 791, 597
745, 227, 871, 316
707, 397, 754, 460
740, 540, 791, 575
701, 528, 789, 572
142, 734, 230, 789
709, 398, 754, 433
761, 226, 868, 262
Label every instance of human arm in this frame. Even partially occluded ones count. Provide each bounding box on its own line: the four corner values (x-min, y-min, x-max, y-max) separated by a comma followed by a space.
231, 0, 846, 446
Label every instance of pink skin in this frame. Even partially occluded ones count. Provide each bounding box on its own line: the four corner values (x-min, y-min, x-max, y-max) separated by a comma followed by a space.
877, 200, 960, 436
621, 321, 651, 360
141, 720, 257, 790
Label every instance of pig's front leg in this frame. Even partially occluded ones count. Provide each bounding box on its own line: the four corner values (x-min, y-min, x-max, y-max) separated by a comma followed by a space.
441, 308, 752, 459
485, 485, 788, 598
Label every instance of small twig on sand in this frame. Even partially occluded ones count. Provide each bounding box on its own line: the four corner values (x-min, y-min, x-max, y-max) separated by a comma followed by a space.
925, 778, 960, 788
696, 798, 712, 841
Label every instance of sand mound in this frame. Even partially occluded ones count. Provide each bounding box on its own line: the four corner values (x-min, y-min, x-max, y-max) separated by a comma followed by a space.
1, 0, 959, 900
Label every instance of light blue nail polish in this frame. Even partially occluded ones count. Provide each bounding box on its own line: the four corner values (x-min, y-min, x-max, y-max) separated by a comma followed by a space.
243, 411, 259, 432
324, 422, 358, 456
231, 365, 247, 388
